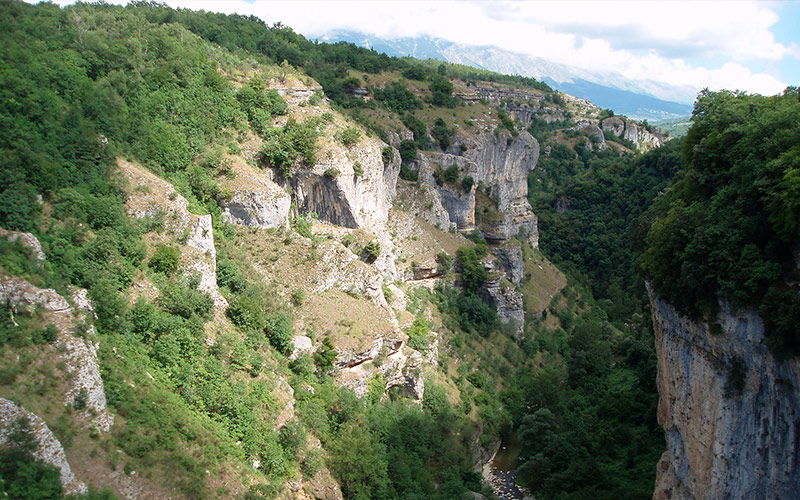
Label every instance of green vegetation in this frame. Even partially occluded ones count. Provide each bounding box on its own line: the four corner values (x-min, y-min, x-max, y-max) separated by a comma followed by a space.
259, 118, 320, 177
4, 3, 797, 500
637, 88, 800, 355
335, 127, 361, 146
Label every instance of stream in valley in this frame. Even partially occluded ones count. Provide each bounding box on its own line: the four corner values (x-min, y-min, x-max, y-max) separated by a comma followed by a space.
484, 432, 530, 500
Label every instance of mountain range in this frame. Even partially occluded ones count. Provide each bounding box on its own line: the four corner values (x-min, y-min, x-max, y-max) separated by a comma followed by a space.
319, 30, 695, 122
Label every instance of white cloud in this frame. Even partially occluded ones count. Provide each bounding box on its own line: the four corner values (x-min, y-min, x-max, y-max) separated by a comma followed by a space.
39, 0, 794, 96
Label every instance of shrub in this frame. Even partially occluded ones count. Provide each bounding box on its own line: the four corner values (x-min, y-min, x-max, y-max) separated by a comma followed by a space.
431, 118, 451, 150
292, 213, 316, 239
336, 127, 361, 146
278, 420, 306, 457
291, 289, 305, 307
381, 147, 394, 167
314, 336, 337, 374
442, 164, 459, 184
159, 282, 214, 321
266, 312, 292, 354
461, 176, 474, 192
32, 324, 58, 344
352, 161, 364, 177
361, 241, 380, 263
323, 168, 340, 180
73, 388, 89, 410
149, 245, 180, 276
398, 140, 417, 163
399, 164, 419, 182
436, 252, 454, 275
228, 287, 267, 331
260, 118, 319, 177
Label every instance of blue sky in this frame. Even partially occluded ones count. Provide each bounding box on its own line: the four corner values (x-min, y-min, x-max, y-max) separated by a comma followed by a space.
42, 0, 800, 97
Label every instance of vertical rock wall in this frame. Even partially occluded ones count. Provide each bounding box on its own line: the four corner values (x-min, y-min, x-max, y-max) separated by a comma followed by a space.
649, 287, 800, 500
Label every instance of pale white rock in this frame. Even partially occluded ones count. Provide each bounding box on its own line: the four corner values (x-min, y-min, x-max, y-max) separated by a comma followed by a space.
416, 130, 540, 247
570, 121, 607, 151
71, 288, 94, 316
649, 286, 800, 500
0, 398, 87, 495
287, 135, 400, 231
220, 182, 291, 229
395, 181, 454, 232
61, 331, 115, 432
0, 275, 114, 432
385, 283, 408, 311
0, 274, 69, 312
601, 116, 666, 152
291, 335, 314, 359
0, 228, 46, 264
120, 160, 228, 312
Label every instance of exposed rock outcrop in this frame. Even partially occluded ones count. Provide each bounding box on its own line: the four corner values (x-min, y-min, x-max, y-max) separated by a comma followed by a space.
120, 159, 228, 310
649, 286, 800, 500
0, 275, 115, 433
0, 399, 87, 495
490, 242, 524, 286
1, 228, 46, 264
570, 121, 607, 152
416, 130, 540, 246
288, 136, 400, 231
481, 278, 524, 340
335, 339, 425, 400
601, 116, 666, 152
220, 181, 291, 229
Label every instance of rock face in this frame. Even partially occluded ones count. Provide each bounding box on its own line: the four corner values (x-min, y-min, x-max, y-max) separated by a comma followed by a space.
490, 243, 524, 286
570, 121, 607, 152
601, 116, 666, 152
220, 181, 291, 229
288, 136, 400, 231
481, 277, 524, 340
649, 286, 800, 500
334, 337, 425, 400
0, 228, 46, 264
0, 399, 87, 495
416, 130, 540, 246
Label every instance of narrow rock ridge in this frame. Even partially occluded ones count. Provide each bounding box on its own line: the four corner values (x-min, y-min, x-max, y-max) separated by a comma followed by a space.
0, 274, 115, 433
0, 398, 87, 495
601, 116, 666, 151
648, 285, 800, 500
119, 159, 228, 310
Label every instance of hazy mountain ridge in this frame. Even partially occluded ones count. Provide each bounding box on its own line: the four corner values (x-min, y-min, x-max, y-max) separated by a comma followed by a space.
320, 30, 694, 121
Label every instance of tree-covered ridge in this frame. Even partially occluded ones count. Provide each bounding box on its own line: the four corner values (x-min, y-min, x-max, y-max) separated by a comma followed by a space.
637, 88, 800, 355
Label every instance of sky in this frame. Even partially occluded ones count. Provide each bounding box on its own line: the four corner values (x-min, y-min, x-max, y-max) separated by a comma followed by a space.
42, 0, 800, 98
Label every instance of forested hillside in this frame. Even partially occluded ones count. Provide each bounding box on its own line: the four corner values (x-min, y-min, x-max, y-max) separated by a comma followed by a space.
7, 2, 795, 500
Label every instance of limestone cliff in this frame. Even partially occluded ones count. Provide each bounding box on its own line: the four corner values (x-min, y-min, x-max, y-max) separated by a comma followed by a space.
416, 130, 540, 247
649, 286, 800, 500
288, 135, 400, 230
601, 116, 666, 152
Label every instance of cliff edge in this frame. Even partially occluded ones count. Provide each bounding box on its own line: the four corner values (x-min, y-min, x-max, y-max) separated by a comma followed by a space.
649, 285, 800, 500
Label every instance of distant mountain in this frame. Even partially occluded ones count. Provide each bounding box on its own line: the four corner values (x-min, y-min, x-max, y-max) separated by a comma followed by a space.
319, 30, 695, 121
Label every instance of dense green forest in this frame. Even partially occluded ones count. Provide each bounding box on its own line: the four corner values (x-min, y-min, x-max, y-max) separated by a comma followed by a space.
637, 89, 800, 355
